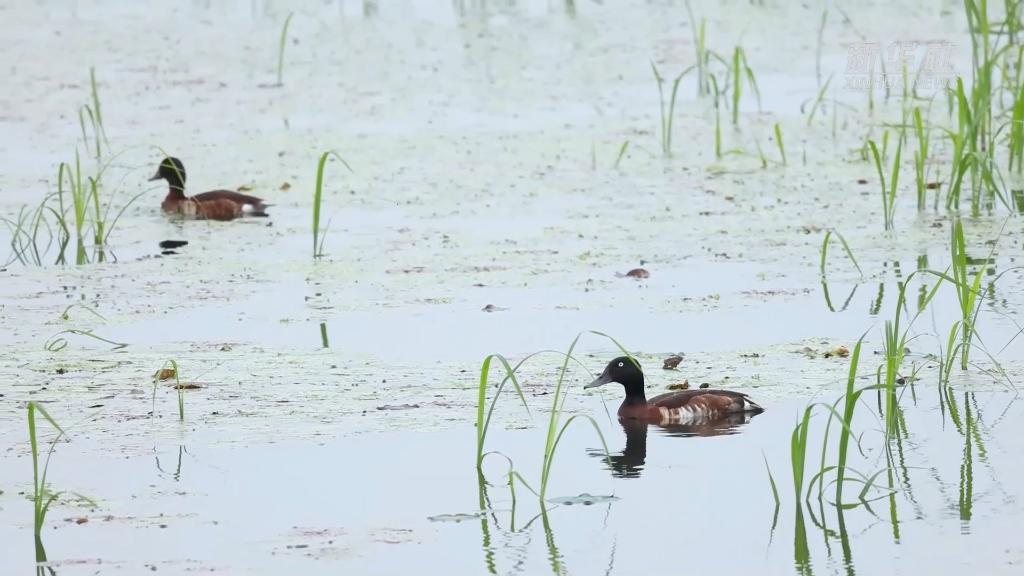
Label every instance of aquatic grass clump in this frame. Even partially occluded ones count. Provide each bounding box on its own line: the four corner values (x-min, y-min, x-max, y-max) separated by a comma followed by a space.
912, 107, 932, 210
28, 401, 64, 562
1, 195, 60, 267
937, 218, 1003, 382
475, 331, 628, 502
312, 150, 354, 259
711, 74, 724, 159
774, 122, 787, 166
867, 132, 903, 231
684, 0, 710, 97
3, 70, 142, 267
650, 62, 687, 157
805, 75, 833, 127
151, 359, 186, 421
729, 46, 761, 126
785, 265, 945, 510
27, 402, 94, 567
77, 67, 108, 161
475, 354, 531, 471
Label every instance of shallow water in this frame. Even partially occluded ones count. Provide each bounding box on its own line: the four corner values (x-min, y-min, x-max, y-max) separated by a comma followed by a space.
2, 395, 1021, 575
3, 0, 1024, 574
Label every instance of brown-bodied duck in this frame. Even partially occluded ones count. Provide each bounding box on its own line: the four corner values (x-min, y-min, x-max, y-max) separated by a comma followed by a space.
585, 356, 763, 425
149, 157, 268, 221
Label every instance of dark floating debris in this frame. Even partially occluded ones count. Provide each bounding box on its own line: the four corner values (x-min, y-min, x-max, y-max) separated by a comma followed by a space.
698, 383, 710, 389
662, 354, 683, 369
159, 240, 188, 249
481, 304, 507, 313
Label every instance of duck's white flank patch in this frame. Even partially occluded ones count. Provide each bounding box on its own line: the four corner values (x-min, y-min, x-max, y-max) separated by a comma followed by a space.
659, 403, 713, 426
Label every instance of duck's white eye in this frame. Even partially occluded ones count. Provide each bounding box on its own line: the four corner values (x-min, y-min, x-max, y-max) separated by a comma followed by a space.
618, 362, 624, 367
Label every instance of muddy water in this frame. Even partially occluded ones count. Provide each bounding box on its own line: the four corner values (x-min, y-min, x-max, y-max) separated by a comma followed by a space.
2, 0, 1024, 574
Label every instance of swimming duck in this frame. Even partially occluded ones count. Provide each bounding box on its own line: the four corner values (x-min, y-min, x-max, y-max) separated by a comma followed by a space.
585, 356, 763, 425
149, 157, 268, 221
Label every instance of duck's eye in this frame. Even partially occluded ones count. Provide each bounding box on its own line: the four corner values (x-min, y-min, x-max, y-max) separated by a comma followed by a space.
617, 362, 624, 367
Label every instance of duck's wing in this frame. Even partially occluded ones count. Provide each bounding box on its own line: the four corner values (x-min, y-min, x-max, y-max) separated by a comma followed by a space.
176, 198, 242, 221
647, 389, 762, 414
192, 190, 269, 214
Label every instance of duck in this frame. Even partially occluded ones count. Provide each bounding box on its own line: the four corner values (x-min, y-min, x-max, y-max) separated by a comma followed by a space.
585, 356, 763, 425
149, 157, 269, 221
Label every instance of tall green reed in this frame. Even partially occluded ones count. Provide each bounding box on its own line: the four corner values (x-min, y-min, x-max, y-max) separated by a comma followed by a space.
684, 0, 710, 96
28, 402, 65, 562
774, 122, 787, 165
151, 360, 186, 421
867, 132, 903, 231
912, 107, 932, 210
475, 331, 626, 502
730, 47, 761, 126
650, 62, 687, 157
944, 218, 990, 373
277, 13, 295, 86
819, 229, 863, 280
312, 150, 354, 259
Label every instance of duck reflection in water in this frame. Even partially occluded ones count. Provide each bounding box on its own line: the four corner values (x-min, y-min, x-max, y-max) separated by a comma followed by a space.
598, 412, 759, 478
586, 357, 764, 478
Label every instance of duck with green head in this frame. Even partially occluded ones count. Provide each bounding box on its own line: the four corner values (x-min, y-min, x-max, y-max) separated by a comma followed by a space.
586, 356, 763, 425
149, 157, 269, 221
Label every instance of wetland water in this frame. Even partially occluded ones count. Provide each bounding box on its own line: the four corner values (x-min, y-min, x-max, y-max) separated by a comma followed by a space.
2, 0, 1024, 574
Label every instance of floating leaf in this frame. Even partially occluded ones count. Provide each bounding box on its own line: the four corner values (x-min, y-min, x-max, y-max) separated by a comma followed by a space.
427, 512, 486, 523
547, 493, 620, 506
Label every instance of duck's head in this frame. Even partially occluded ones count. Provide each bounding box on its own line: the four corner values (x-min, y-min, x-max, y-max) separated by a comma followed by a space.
585, 356, 644, 392
149, 157, 186, 185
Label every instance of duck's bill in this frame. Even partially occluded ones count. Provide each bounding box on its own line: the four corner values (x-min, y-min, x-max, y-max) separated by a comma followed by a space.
585, 373, 612, 389
148, 172, 162, 181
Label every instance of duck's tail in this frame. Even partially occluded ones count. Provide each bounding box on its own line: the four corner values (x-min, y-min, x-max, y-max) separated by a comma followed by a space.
744, 396, 765, 414
247, 205, 271, 218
